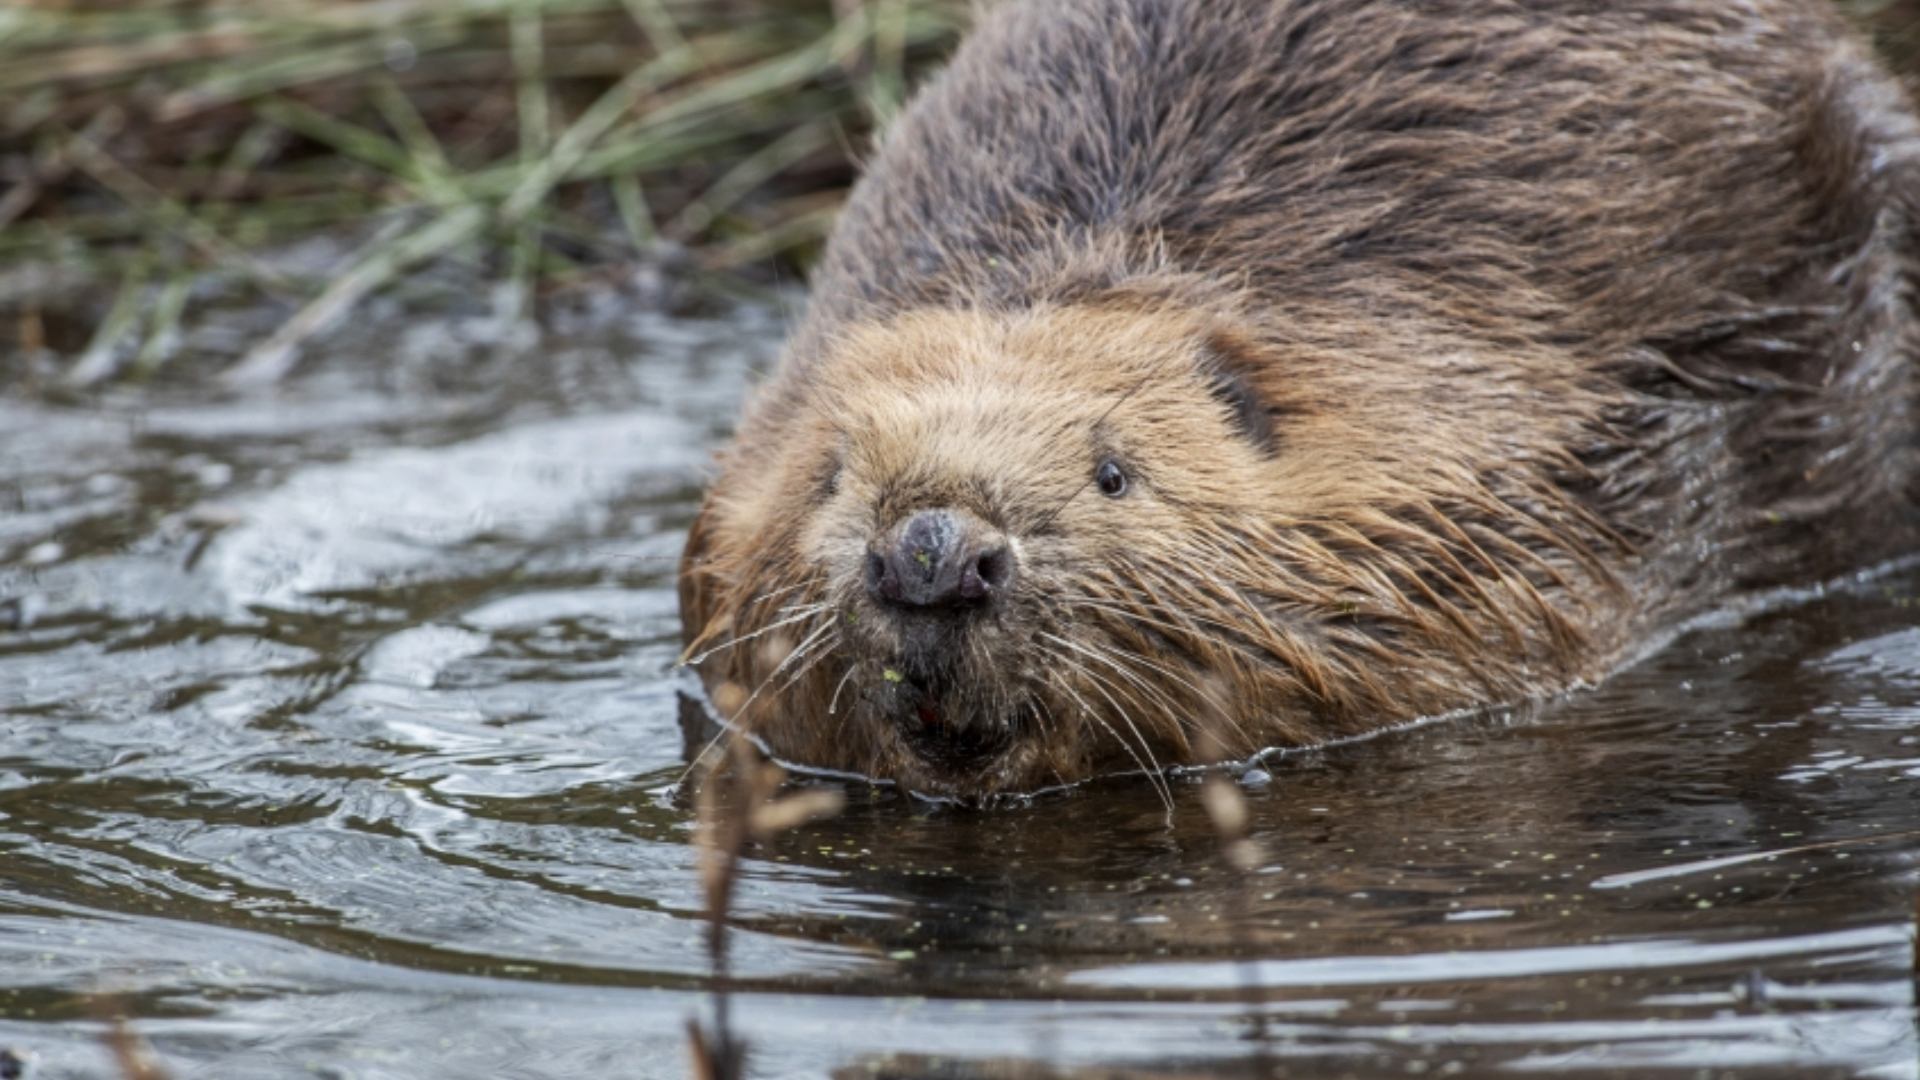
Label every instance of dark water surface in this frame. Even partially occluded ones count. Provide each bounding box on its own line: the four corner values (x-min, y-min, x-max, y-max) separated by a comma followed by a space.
2, 306, 1918, 1079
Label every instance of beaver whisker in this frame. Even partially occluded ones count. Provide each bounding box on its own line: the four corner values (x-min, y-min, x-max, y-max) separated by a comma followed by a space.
1041, 643, 1177, 809
1107, 560, 1292, 643
1066, 603, 1271, 727
767, 615, 840, 681
1113, 556, 1328, 650
768, 596, 835, 619
827, 663, 858, 716
1047, 632, 1186, 712
746, 578, 824, 611
1062, 628, 1261, 755
678, 611, 840, 784
1039, 630, 1193, 745
1066, 594, 1250, 656
772, 630, 841, 699
1059, 596, 1263, 736
1094, 634, 1259, 758
1030, 695, 1059, 739
1026, 699, 1076, 792
683, 602, 833, 667
1115, 565, 1308, 664
1127, 569, 1356, 712
1044, 653, 1175, 810
682, 567, 826, 651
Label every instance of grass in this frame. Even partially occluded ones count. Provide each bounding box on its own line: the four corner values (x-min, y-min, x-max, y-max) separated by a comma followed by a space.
0, 0, 968, 384
5, 0, 1916, 386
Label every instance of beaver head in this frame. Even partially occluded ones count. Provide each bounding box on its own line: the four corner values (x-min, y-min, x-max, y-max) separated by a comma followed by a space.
679, 303, 1614, 798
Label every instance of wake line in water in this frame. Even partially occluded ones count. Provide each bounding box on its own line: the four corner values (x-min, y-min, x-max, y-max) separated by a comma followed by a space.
665, 553, 1920, 807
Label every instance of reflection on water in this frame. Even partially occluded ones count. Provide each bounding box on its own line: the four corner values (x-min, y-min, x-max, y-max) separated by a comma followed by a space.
2, 304, 1918, 1079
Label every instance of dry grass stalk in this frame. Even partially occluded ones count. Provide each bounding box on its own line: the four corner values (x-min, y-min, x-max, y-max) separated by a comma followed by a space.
1192, 678, 1271, 1060
1193, 678, 1265, 872
689, 730, 845, 1080
1, 0, 969, 383
86, 999, 172, 1080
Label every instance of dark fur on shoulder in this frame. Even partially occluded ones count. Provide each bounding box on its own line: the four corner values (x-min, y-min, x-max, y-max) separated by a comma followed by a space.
681, 0, 1920, 798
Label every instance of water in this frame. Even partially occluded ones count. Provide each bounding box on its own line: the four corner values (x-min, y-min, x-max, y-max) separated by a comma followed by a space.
2, 303, 1918, 1079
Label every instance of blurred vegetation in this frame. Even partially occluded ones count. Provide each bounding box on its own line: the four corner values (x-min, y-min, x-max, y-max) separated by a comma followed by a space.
2, 1, 1918, 385
0, 0, 966, 384
1852, 0, 1920, 61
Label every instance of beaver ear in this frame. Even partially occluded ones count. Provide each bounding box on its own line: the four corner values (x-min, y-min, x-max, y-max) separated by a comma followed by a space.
1198, 331, 1279, 456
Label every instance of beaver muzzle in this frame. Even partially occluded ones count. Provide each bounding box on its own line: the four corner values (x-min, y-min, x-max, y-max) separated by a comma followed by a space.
861, 508, 1021, 771
864, 664, 1017, 774
864, 508, 1013, 610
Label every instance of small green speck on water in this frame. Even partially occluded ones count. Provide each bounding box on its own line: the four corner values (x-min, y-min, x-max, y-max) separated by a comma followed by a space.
915, 550, 932, 568
884, 668, 905, 683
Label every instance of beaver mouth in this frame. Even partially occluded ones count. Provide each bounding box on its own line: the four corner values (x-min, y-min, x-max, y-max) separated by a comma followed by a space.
878, 666, 1020, 774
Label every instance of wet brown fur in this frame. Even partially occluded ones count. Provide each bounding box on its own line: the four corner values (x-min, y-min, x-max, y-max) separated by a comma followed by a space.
680, 0, 1920, 798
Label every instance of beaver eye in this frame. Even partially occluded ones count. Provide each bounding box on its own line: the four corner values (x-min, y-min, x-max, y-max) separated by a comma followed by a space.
1095, 459, 1129, 498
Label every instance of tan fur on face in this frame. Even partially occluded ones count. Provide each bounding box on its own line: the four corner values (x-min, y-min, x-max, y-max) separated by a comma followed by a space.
681, 0, 1920, 798
682, 304, 1634, 796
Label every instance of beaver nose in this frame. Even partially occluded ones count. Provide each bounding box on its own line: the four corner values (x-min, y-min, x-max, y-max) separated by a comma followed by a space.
865, 509, 1014, 609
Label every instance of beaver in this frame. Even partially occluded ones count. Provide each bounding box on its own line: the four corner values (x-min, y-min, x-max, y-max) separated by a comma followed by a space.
677, 0, 1920, 798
